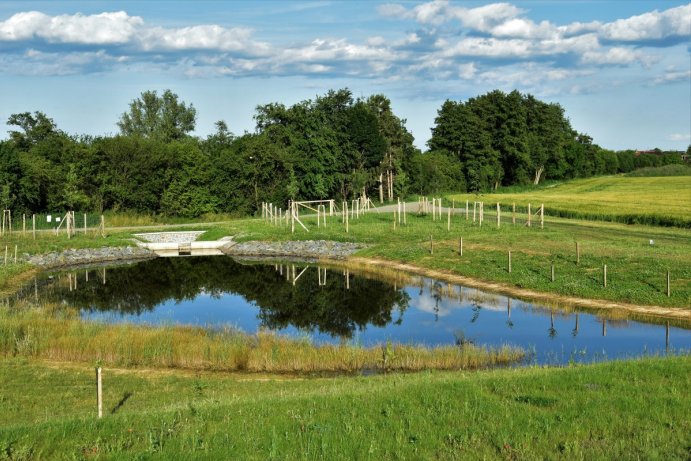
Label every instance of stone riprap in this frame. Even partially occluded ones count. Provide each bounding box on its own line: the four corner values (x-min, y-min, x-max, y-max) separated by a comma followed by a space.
26, 246, 156, 268
224, 240, 365, 259
134, 231, 205, 243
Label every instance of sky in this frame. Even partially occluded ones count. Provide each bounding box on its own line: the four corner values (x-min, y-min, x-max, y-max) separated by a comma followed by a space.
0, 1, 689, 151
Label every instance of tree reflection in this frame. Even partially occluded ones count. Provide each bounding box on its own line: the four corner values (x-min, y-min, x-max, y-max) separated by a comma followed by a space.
39, 257, 410, 339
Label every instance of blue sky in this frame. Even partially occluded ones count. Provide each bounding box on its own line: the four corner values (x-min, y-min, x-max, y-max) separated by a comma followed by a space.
0, 1, 689, 151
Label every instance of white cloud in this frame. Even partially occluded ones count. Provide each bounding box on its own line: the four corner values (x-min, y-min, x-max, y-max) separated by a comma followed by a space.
581, 47, 653, 66
653, 69, 691, 85
0, 11, 142, 44
669, 133, 691, 141
601, 4, 691, 41
458, 62, 476, 79
669, 133, 690, 142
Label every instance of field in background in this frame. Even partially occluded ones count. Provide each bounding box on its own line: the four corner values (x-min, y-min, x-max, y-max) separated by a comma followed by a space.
448, 176, 691, 227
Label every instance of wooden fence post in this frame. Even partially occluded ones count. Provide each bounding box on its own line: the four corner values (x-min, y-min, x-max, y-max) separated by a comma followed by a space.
667, 271, 670, 297
576, 242, 580, 264
22, 214, 26, 236
512, 203, 516, 225
465, 200, 469, 220
496, 203, 500, 228
540, 204, 544, 229
527, 203, 531, 227
447, 206, 451, 231
429, 235, 433, 254
459, 236, 463, 256
32, 214, 36, 240
96, 367, 103, 419
551, 262, 555, 282
603, 264, 607, 287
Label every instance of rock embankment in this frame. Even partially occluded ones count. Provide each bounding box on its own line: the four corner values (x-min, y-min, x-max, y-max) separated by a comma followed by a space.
26, 246, 156, 268
224, 240, 364, 259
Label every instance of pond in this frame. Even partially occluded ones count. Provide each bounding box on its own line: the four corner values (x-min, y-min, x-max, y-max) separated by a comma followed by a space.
17, 256, 691, 365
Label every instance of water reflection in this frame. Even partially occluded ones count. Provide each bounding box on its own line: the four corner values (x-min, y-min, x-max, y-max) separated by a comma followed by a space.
10, 256, 691, 365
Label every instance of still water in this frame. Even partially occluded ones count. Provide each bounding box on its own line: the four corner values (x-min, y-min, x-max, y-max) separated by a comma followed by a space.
21, 256, 691, 365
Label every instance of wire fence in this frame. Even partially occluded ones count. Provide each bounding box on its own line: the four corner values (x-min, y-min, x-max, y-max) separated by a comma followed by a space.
0, 211, 104, 237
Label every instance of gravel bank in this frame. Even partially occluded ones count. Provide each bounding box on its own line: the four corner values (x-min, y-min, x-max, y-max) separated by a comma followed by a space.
224, 240, 365, 259
26, 246, 156, 268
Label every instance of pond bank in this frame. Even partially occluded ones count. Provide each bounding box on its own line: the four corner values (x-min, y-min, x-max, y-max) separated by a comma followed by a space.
335, 257, 691, 321
21, 241, 690, 321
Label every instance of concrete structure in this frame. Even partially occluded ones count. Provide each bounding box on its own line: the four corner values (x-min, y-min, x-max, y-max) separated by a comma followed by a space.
134, 231, 233, 257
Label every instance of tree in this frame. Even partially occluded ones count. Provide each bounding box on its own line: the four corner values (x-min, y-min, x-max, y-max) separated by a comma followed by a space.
7, 111, 59, 150
117, 89, 196, 142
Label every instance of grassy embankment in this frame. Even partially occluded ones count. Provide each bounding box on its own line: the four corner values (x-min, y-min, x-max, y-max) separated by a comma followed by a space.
219, 205, 691, 311
451, 175, 691, 227
0, 356, 688, 460
0, 305, 522, 374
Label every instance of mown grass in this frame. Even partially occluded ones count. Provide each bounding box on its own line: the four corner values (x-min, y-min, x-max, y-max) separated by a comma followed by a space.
0, 355, 688, 459
0, 305, 523, 374
448, 175, 691, 227
219, 209, 691, 309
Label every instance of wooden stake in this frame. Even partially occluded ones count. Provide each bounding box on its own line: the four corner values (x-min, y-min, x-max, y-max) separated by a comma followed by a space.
345, 202, 349, 233
32, 214, 36, 240
527, 203, 531, 227
23, 214, 26, 236
4, 246, 6, 265
508, 250, 512, 273
96, 367, 103, 418
667, 270, 670, 297
576, 242, 580, 264
100, 215, 105, 237
429, 235, 433, 254
84, 213, 87, 234
540, 204, 544, 229
447, 206, 451, 231
403, 202, 407, 225
459, 236, 463, 256
465, 200, 469, 220
603, 264, 607, 287
512, 203, 516, 225
14, 245, 17, 264
473, 201, 476, 223
551, 262, 555, 282
496, 203, 500, 228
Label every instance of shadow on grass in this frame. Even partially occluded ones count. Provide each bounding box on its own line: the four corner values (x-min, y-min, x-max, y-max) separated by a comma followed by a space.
111, 391, 133, 414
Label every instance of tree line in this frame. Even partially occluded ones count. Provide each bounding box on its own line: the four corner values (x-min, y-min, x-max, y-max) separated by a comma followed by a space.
0, 88, 685, 217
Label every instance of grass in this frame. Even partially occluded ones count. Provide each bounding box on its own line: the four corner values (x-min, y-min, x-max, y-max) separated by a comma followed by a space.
0, 304, 524, 374
448, 175, 691, 227
217, 209, 691, 310
0, 355, 688, 459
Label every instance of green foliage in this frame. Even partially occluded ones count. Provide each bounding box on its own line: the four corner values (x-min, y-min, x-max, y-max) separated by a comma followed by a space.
626, 164, 691, 177
117, 89, 196, 142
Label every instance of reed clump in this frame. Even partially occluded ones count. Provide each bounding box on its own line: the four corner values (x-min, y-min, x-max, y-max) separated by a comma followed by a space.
0, 306, 524, 373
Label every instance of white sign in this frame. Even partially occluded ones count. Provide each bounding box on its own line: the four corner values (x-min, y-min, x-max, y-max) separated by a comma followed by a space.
47, 215, 52, 223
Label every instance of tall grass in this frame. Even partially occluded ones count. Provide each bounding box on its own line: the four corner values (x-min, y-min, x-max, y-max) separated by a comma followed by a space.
0, 305, 524, 373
